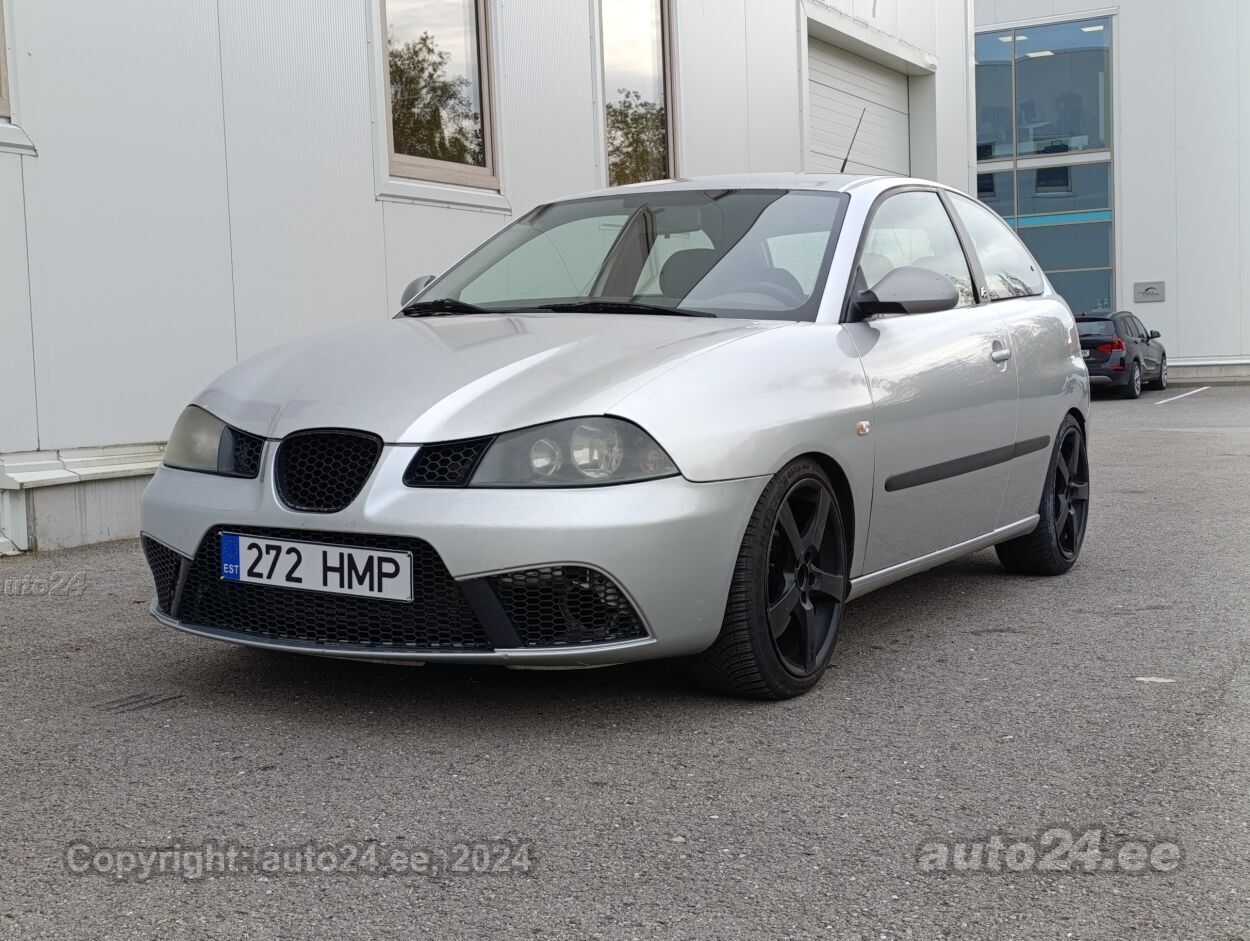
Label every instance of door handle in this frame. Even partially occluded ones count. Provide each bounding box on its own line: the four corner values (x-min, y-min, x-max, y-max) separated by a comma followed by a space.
990, 347, 1012, 364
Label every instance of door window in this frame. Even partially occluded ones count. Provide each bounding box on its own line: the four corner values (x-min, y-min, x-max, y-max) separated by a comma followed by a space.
860, 191, 974, 307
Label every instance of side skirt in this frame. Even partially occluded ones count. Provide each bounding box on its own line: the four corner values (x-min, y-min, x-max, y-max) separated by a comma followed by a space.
845, 515, 1040, 602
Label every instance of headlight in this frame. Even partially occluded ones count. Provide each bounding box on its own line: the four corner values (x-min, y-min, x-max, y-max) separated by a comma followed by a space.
163, 405, 264, 478
470, 417, 678, 487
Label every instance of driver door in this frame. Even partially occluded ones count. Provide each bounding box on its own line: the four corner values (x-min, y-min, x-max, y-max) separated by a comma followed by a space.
843, 189, 1020, 574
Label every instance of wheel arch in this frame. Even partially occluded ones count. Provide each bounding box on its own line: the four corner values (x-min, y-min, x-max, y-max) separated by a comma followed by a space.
793, 450, 856, 572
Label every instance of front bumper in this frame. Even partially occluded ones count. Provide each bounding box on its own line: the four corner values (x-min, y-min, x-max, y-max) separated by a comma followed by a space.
140, 448, 768, 665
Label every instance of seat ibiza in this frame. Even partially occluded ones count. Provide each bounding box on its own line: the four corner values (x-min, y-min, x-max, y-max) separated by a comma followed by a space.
142, 174, 1090, 699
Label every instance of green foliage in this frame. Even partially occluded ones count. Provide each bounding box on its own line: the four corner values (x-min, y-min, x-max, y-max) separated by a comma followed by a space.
606, 89, 669, 186
388, 30, 484, 167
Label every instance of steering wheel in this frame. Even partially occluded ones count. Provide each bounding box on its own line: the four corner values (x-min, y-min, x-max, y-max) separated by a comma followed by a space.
734, 279, 805, 307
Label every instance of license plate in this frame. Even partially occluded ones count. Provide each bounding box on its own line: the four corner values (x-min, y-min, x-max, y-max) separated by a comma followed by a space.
219, 533, 413, 602
1081, 349, 1090, 358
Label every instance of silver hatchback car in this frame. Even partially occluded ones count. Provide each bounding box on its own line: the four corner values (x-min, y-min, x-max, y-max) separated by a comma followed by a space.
141, 173, 1090, 699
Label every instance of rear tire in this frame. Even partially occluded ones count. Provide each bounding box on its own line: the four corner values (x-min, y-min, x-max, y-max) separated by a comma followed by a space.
1120, 361, 1142, 399
995, 414, 1090, 576
1148, 356, 1168, 390
691, 458, 849, 700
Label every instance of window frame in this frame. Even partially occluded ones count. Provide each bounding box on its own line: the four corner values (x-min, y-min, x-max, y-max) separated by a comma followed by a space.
598, 0, 677, 186
380, 0, 499, 190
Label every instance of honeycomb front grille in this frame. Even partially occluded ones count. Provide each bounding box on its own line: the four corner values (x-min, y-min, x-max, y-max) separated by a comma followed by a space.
229, 430, 264, 478
275, 429, 382, 513
403, 437, 493, 488
175, 526, 491, 650
489, 566, 647, 647
142, 536, 184, 613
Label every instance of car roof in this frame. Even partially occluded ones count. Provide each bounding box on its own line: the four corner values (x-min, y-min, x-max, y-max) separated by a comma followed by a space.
563, 172, 954, 201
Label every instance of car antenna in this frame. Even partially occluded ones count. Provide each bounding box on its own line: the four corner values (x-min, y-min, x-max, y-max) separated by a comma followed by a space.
840, 108, 867, 173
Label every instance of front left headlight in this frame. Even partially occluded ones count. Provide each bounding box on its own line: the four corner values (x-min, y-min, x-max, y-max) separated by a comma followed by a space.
163, 405, 264, 478
470, 417, 678, 487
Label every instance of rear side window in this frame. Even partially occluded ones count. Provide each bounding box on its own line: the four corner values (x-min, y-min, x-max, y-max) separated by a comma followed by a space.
1077, 319, 1115, 337
949, 193, 1045, 300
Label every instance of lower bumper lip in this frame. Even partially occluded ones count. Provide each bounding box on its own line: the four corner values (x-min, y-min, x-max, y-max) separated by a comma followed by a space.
150, 600, 659, 666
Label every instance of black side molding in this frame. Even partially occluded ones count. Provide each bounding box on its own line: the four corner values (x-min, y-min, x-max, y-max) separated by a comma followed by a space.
884, 436, 1050, 493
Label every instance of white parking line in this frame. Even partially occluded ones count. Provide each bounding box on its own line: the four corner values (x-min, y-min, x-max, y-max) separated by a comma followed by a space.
1155, 386, 1210, 405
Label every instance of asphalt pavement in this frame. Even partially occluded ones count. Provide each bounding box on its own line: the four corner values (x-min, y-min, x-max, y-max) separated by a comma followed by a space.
2, 385, 1248, 940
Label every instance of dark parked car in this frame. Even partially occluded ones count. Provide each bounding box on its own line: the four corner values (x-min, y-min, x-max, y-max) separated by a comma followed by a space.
1077, 311, 1167, 399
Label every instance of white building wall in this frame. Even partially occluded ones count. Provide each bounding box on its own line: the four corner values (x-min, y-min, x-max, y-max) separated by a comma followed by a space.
975, 0, 1250, 363
0, 0, 969, 550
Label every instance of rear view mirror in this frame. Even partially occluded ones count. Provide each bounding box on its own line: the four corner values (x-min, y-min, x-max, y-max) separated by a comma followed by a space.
852, 266, 959, 318
655, 205, 703, 235
400, 275, 435, 307
1148, 329, 1161, 339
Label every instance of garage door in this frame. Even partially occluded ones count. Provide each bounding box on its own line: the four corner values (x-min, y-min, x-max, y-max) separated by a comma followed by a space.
807, 38, 910, 176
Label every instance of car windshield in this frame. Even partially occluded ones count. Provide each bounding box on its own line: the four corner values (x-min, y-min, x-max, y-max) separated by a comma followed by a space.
410, 189, 849, 321
1076, 319, 1116, 337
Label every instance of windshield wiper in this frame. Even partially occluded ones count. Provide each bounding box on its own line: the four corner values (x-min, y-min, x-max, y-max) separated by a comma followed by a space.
400, 298, 488, 317
533, 301, 716, 318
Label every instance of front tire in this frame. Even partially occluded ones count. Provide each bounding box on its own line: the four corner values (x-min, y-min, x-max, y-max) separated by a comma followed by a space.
995, 415, 1090, 576
691, 458, 849, 700
1120, 361, 1143, 399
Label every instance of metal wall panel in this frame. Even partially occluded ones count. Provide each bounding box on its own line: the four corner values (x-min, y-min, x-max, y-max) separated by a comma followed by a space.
670, 0, 753, 175
217, 0, 388, 359
492, 0, 601, 210
0, 154, 36, 452
16, 0, 237, 450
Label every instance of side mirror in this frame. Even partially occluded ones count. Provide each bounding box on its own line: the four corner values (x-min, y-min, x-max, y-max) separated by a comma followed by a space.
1148, 329, 1161, 340
851, 266, 960, 318
400, 275, 436, 308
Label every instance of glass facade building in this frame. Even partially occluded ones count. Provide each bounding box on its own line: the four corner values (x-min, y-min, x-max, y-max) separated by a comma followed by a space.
974, 17, 1113, 315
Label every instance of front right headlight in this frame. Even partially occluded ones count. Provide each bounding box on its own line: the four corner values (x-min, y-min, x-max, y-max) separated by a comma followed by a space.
163, 405, 264, 478
469, 417, 678, 487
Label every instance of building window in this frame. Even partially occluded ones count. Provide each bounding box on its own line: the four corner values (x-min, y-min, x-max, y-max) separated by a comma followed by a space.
0, 2, 11, 120
974, 31, 1013, 162
383, 0, 496, 189
975, 16, 1113, 314
975, 18, 1110, 161
601, 0, 673, 186
1014, 20, 1111, 157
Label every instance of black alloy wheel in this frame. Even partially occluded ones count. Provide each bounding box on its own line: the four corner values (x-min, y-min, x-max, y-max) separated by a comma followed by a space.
765, 479, 845, 676
996, 414, 1090, 576
1051, 422, 1091, 561
692, 458, 849, 699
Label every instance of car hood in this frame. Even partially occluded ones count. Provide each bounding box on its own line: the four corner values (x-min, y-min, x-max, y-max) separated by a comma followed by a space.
195, 313, 790, 443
